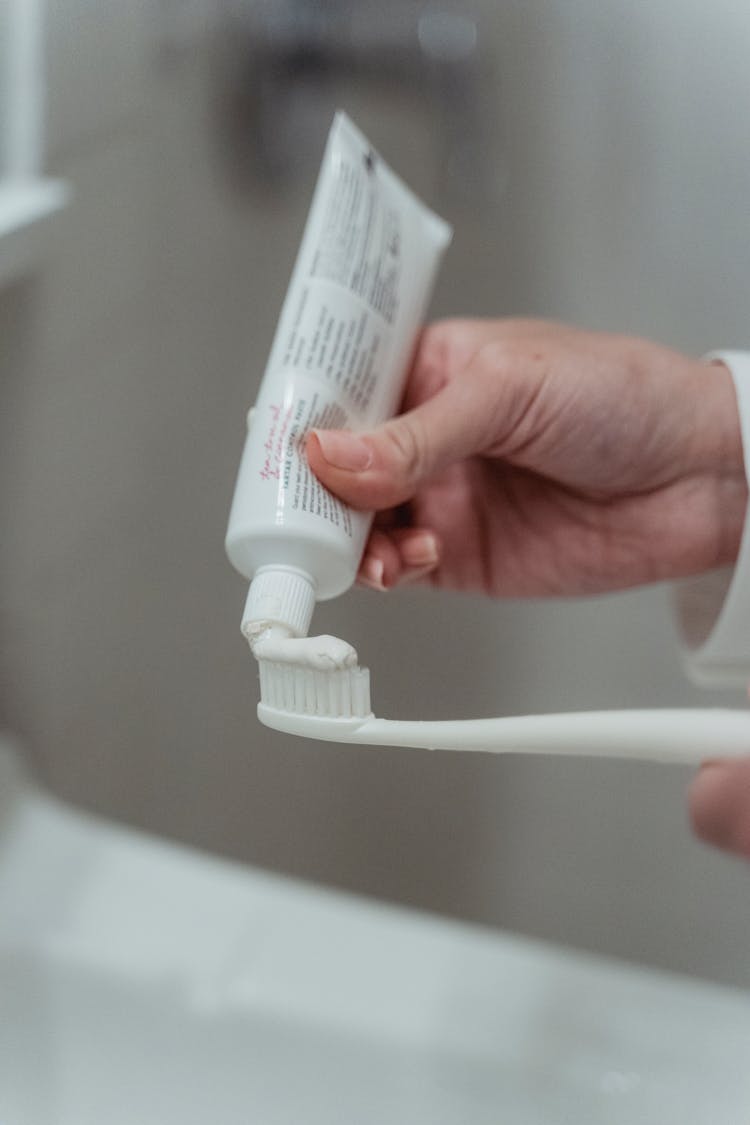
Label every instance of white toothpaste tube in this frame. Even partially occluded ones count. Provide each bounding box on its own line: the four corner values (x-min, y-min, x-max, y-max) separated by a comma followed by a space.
225, 112, 452, 642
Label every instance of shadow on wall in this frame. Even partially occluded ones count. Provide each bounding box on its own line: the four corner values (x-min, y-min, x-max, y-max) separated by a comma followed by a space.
208, 0, 502, 210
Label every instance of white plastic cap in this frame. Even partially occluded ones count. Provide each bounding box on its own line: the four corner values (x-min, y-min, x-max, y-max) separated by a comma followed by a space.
241, 567, 316, 641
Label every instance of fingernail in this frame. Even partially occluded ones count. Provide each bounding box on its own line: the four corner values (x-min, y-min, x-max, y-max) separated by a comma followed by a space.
358, 557, 386, 591
313, 429, 372, 472
400, 532, 440, 569
689, 760, 733, 809
396, 565, 435, 588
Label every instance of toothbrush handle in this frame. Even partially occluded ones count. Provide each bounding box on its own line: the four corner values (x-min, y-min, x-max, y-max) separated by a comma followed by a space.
352, 709, 750, 763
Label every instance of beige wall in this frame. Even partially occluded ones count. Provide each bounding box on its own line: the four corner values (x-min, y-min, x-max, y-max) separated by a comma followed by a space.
2, 0, 750, 985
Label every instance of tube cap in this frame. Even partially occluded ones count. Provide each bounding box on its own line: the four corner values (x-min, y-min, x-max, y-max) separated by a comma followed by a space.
241, 567, 316, 640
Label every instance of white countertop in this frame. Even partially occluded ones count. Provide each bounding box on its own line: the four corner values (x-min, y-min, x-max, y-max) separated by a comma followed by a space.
0, 743, 748, 1124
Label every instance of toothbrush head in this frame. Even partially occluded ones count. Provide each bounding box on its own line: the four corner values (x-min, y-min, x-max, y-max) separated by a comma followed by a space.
257, 659, 374, 738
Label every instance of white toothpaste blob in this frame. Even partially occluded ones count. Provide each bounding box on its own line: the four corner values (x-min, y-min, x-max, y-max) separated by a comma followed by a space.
251, 631, 359, 670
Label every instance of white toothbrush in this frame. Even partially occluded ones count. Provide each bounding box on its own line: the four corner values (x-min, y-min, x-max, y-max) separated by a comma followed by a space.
256, 654, 750, 764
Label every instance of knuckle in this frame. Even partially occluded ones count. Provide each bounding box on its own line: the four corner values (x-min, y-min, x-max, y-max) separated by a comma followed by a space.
475, 338, 514, 374
384, 418, 428, 483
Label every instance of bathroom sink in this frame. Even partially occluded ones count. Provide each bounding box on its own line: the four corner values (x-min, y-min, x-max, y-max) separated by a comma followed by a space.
0, 742, 748, 1124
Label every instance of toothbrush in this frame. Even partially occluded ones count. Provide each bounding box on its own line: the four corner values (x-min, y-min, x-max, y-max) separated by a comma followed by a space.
256, 653, 750, 765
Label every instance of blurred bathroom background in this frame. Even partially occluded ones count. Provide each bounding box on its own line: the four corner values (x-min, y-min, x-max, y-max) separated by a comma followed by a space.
2, 0, 749, 985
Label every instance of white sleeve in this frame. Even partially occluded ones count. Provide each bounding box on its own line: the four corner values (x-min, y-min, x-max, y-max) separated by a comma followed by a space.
675, 350, 750, 685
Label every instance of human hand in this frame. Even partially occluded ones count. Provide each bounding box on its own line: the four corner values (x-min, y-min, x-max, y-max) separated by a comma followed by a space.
690, 749, 750, 858
306, 318, 747, 596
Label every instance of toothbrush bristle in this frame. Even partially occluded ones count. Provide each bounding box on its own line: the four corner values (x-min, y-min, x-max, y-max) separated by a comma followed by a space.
258, 661, 372, 719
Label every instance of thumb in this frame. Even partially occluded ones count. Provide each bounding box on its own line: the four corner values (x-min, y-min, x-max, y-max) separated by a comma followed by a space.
306, 371, 498, 511
689, 756, 750, 857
